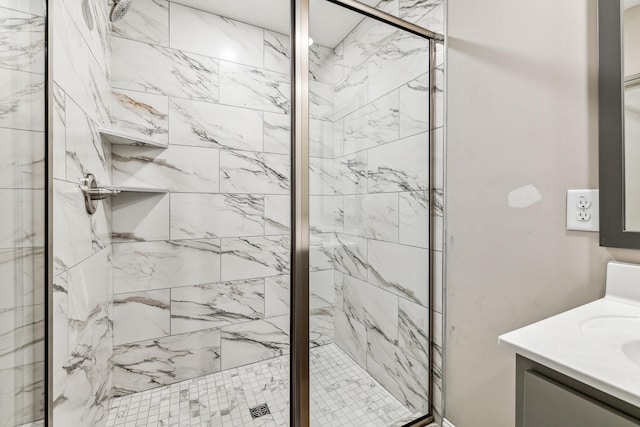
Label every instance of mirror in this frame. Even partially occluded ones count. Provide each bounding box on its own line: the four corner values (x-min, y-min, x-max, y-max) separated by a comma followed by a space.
598, 0, 640, 248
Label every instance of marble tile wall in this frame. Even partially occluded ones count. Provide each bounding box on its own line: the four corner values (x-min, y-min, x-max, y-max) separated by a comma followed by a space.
0, 3, 46, 426
108, 0, 337, 397
51, 0, 114, 426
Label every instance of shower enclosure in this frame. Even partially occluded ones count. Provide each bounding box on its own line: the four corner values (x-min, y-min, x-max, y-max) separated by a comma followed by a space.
1, 0, 445, 425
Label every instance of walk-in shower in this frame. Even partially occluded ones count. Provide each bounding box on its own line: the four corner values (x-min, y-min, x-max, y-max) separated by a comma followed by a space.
1, 0, 445, 426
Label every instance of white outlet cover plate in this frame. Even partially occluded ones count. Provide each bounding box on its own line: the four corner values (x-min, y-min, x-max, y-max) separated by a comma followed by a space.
567, 189, 599, 232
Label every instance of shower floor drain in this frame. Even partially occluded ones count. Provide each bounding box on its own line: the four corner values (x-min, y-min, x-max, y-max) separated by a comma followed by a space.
249, 403, 271, 419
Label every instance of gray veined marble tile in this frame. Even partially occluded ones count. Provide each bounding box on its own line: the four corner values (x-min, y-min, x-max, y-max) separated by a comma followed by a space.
171, 279, 265, 334
52, 272, 68, 394
220, 315, 289, 370
264, 112, 290, 155
310, 306, 334, 347
220, 150, 290, 194
0, 1, 45, 16
0, 8, 45, 73
310, 232, 335, 272
0, 67, 44, 131
219, 61, 289, 114
309, 157, 336, 196
343, 274, 399, 343
111, 0, 169, 46
368, 132, 429, 193
343, 9, 398, 73
334, 271, 344, 311
416, 2, 445, 35
52, 84, 66, 181
366, 329, 429, 412
170, 3, 264, 68
170, 97, 263, 152
264, 275, 289, 318
309, 80, 334, 120
264, 30, 289, 75
400, 73, 429, 139
0, 189, 44, 248
368, 30, 430, 102
309, 119, 334, 158
333, 233, 367, 281
337, 151, 367, 195
113, 290, 170, 345
110, 89, 169, 145
112, 240, 221, 294
265, 194, 290, 235
344, 193, 399, 242
220, 235, 289, 282
112, 36, 219, 101
309, 43, 335, 85
0, 304, 45, 369
310, 195, 337, 234
334, 42, 345, 82
333, 61, 367, 120
112, 192, 169, 242
0, 128, 44, 189
171, 193, 263, 239
334, 308, 366, 368
0, 247, 44, 310
343, 89, 399, 155
434, 59, 444, 129
367, 239, 429, 306
400, 0, 444, 24
334, 195, 344, 234
0, 361, 44, 426
310, 269, 335, 308
113, 328, 221, 395
398, 298, 429, 367
399, 191, 429, 248
112, 144, 219, 192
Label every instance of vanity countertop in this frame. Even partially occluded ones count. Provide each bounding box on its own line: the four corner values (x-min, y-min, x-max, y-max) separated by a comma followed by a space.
499, 262, 640, 408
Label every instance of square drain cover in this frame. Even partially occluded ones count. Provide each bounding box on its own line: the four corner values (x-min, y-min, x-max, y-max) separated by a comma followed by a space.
249, 403, 271, 419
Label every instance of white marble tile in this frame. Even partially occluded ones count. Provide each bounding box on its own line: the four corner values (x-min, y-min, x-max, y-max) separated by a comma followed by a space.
265, 194, 290, 235
309, 43, 335, 84
0, 362, 44, 426
171, 279, 264, 334
113, 290, 170, 345
310, 306, 334, 347
334, 195, 344, 233
264, 112, 290, 154
366, 329, 429, 412
219, 61, 289, 114
171, 193, 263, 239
309, 80, 334, 120
112, 240, 221, 293
434, 58, 444, 129
264, 275, 289, 318
334, 271, 344, 311
338, 151, 367, 195
220, 235, 289, 282
52, 84, 66, 181
0, 304, 44, 369
113, 329, 221, 395
400, 0, 443, 24
170, 3, 263, 68
398, 298, 429, 367
344, 193, 399, 242
333, 233, 367, 281
399, 191, 429, 248
220, 315, 288, 370
264, 30, 289, 74
0, 8, 45, 73
0, 189, 44, 248
53, 0, 109, 125
333, 61, 367, 120
110, 89, 169, 145
334, 308, 366, 368
112, 192, 169, 242
416, 3, 445, 34
220, 150, 290, 194
0, 128, 44, 189
112, 36, 219, 101
0, 1, 45, 16
309, 157, 335, 196
112, 144, 219, 192
310, 232, 335, 272
309, 269, 333, 308
343, 274, 398, 342
343, 89, 399, 155
310, 195, 336, 233
169, 97, 263, 152
434, 126, 444, 188
0, 67, 44, 131
400, 73, 429, 138
433, 250, 443, 314
309, 118, 334, 158
367, 239, 428, 306
333, 42, 345, 82
368, 132, 429, 193
433, 188, 444, 251
52, 272, 68, 389
343, 10, 398, 72
111, 0, 169, 46
0, 247, 44, 310
368, 31, 429, 101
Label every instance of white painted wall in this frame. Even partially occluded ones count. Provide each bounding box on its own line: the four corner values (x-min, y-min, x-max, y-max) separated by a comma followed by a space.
446, 0, 640, 426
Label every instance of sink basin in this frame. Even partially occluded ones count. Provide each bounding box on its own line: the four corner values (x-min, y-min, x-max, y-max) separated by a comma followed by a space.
581, 316, 640, 366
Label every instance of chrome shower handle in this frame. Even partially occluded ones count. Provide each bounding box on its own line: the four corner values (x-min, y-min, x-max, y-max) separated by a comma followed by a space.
80, 173, 120, 214
83, 186, 121, 201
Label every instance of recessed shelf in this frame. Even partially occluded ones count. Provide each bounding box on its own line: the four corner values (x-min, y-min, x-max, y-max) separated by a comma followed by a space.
103, 185, 169, 194
98, 128, 168, 148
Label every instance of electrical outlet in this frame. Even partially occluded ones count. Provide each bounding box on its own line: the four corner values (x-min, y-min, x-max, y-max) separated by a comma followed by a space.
567, 189, 599, 232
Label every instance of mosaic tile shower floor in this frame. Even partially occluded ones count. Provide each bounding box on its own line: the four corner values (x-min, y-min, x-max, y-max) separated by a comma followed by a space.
106, 344, 425, 427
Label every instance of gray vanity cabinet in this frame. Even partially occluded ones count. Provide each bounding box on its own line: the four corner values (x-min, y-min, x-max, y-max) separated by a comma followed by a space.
516, 355, 640, 427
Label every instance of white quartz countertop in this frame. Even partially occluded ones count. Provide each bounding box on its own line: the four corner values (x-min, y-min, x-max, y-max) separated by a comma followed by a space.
499, 262, 640, 408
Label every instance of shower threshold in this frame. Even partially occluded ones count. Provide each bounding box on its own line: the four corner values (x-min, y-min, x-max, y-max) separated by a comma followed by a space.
106, 343, 421, 427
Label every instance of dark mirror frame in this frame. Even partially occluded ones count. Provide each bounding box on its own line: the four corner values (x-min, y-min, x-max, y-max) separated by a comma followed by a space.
598, 0, 640, 248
